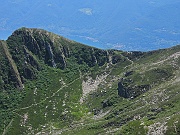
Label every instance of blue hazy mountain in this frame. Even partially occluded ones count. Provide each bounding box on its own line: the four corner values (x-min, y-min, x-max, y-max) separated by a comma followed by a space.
0, 0, 180, 51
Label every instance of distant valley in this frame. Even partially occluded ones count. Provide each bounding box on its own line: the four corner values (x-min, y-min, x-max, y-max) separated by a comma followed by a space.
0, 0, 180, 51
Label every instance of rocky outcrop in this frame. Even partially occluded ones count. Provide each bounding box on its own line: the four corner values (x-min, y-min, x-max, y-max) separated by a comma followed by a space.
118, 81, 129, 98
0, 41, 24, 89
112, 54, 125, 64
118, 78, 150, 99
45, 42, 56, 68
7, 28, 112, 70
73, 46, 109, 67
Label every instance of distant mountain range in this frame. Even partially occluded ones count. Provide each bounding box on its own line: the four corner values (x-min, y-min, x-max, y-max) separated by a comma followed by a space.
0, 0, 180, 51
0, 28, 179, 134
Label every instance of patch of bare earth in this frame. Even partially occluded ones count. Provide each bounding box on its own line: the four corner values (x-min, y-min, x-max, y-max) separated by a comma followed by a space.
80, 73, 108, 103
147, 122, 167, 135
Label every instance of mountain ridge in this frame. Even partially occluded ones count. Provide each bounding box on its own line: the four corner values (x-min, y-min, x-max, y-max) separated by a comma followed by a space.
0, 27, 179, 135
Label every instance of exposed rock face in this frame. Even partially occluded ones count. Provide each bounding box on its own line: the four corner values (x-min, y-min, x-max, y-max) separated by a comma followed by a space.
112, 54, 125, 64
73, 47, 109, 67
7, 28, 66, 69
0, 41, 24, 89
118, 78, 150, 99
7, 28, 111, 71
23, 46, 40, 71
45, 42, 56, 68
118, 81, 129, 98
0, 27, 113, 90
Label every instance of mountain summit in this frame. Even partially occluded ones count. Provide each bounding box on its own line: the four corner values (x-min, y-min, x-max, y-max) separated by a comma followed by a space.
0, 28, 180, 135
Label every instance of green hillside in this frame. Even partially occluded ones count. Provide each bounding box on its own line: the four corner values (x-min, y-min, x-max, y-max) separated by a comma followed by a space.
0, 28, 179, 135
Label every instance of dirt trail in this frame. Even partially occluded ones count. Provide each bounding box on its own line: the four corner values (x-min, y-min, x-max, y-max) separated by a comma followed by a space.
152, 51, 180, 65
13, 77, 80, 111
2, 119, 13, 135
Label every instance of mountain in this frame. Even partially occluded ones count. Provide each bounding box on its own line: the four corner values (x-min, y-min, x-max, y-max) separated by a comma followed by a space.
0, 1, 180, 51
0, 28, 180, 135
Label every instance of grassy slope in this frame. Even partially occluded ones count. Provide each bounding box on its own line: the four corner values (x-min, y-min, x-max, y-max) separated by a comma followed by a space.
0, 28, 179, 135
0, 41, 27, 135
57, 46, 180, 135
